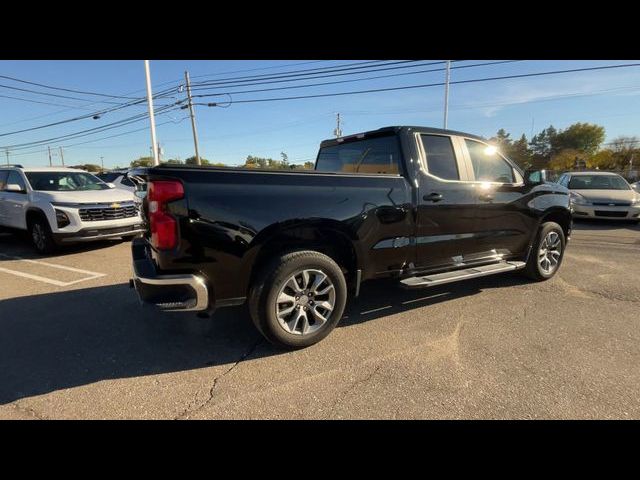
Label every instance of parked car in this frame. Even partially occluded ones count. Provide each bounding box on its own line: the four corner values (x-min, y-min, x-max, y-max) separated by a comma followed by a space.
129, 126, 572, 348
96, 170, 136, 192
0, 165, 145, 253
556, 171, 640, 223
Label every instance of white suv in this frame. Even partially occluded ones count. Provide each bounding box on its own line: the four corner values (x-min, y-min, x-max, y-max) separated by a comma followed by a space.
0, 165, 145, 253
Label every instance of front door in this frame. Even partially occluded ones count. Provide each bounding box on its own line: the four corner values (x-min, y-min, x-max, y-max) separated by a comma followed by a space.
461, 138, 536, 261
2, 171, 30, 229
415, 133, 486, 271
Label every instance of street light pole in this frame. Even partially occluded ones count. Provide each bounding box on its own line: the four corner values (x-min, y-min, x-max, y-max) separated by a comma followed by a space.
443, 60, 451, 129
144, 60, 159, 166
59, 146, 65, 166
184, 71, 201, 165
47, 146, 52, 166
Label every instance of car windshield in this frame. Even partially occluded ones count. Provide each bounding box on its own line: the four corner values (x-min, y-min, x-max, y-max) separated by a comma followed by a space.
25, 171, 110, 191
568, 175, 630, 190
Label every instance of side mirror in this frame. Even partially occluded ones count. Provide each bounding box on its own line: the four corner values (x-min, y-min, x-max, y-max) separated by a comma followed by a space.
6, 184, 25, 193
525, 169, 547, 185
106, 182, 116, 189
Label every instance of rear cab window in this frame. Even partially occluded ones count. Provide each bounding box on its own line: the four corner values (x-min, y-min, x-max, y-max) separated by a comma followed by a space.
420, 134, 460, 180
315, 135, 402, 175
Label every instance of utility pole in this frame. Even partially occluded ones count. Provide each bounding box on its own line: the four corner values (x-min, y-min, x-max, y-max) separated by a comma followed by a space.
47, 146, 52, 166
443, 60, 451, 129
333, 113, 342, 138
59, 146, 65, 166
144, 60, 159, 166
5, 149, 8, 165
184, 71, 201, 165
100, 156, 104, 171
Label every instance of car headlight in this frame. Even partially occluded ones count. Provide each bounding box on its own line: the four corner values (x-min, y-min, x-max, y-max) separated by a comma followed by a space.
570, 192, 589, 206
632, 197, 640, 206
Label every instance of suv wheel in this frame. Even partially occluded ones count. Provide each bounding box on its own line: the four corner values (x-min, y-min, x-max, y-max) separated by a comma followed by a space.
29, 216, 56, 254
249, 250, 347, 349
523, 221, 565, 281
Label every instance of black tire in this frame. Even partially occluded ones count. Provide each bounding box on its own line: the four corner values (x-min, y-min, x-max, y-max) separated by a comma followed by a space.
249, 250, 347, 349
522, 221, 565, 281
28, 215, 57, 254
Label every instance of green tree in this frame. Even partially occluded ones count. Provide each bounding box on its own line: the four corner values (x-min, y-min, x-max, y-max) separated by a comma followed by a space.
185, 156, 212, 165
509, 134, 533, 169
530, 125, 558, 160
72, 164, 102, 172
587, 149, 615, 170
130, 156, 154, 168
280, 151, 289, 166
303, 161, 315, 169
549, 149, 584, 171
490, 129, 512, 150
553, 122, 605, 156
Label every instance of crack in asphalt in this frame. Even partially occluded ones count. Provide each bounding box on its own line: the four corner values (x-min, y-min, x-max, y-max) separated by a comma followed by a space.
329, 365, 382, 418
175, 337, 264, 420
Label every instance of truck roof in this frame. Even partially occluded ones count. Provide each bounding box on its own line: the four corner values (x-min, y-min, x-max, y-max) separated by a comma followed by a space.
319, 126, 486, 148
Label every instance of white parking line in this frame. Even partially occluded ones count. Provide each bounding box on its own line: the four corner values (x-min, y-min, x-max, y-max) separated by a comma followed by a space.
0, 254, 106, 286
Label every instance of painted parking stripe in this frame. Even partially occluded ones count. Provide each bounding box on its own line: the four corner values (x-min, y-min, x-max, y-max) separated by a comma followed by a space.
0, 254, 106, 286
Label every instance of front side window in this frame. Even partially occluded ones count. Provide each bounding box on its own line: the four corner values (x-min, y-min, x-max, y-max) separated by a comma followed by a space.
0, 171, 8, 190
6, 171, 27, 191
420, 134, 459, 180
466, 139, 515, 183
315, 135, 401, 174
25, 172, 110, 191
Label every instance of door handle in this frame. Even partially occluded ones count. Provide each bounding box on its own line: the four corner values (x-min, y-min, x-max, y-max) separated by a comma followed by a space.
423, 192, 443, 202
478, 193, 494, 202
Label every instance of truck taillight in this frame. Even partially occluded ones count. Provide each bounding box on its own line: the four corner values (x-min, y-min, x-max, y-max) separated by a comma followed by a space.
148, 180, 184, 250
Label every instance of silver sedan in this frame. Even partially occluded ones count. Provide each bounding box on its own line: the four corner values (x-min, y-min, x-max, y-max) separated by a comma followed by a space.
556, 171, 640, 223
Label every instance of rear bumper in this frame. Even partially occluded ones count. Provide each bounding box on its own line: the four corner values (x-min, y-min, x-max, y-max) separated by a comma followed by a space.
130, 238, 209, 312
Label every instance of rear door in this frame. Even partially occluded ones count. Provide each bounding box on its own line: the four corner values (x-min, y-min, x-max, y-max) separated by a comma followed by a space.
414, 133, 486, 270
461, 137, 536, 260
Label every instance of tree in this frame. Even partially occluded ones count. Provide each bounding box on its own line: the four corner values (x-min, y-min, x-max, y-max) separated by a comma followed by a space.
303, 161, 315, 169
280, 152, 289, 166
490, 129, 512, 150
185, 156, 212, 165
509, 134, 533, 169
587, 149, 615, 170
130, 156, 153, 168
553, 122, 605, 156
162, 159, 183, 165
548, 149, 583, 171
530, 125, 558, 159
72, 164, 102, 172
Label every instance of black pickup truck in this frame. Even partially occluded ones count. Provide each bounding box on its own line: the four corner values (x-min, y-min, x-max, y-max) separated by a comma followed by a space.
130, 126, 572, 348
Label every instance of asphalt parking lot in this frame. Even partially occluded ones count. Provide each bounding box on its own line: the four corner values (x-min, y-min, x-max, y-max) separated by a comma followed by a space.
1, 221, 639, 419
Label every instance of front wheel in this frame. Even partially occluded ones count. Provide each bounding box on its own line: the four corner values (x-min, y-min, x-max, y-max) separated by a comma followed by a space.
249, 250, 347, 349
522, 221, 565, 281
29, 216, 57, 254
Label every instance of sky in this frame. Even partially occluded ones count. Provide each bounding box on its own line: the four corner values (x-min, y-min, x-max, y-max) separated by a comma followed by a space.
1, 60, 639, 169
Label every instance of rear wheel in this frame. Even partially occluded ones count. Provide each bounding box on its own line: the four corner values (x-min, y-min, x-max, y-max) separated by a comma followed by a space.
523, 221, 565, 281
29, 216, 56, 254
249, 250, 347, 349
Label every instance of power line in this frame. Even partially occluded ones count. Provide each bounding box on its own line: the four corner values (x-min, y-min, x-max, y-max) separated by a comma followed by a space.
0, 93, 99, 110
213, 62, 640, 105
0, 86, 179, 139
0, 82, 125, 104
190, 60, 428, 88
189, 60, 334, 80
3, 104, 181, 151
192, 60, 521, 98
0, 74, 139, 99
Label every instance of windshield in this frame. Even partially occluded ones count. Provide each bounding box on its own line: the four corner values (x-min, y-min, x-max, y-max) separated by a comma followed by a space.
25, 172, 110, 191
568, 175, 630, 190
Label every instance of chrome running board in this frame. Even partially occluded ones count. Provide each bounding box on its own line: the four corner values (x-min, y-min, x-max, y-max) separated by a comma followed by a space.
400, 261, 526, 289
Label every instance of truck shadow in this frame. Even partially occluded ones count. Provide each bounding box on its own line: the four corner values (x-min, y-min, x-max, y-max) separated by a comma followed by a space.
0, 232, 131, 258
0, 273, 529, 405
